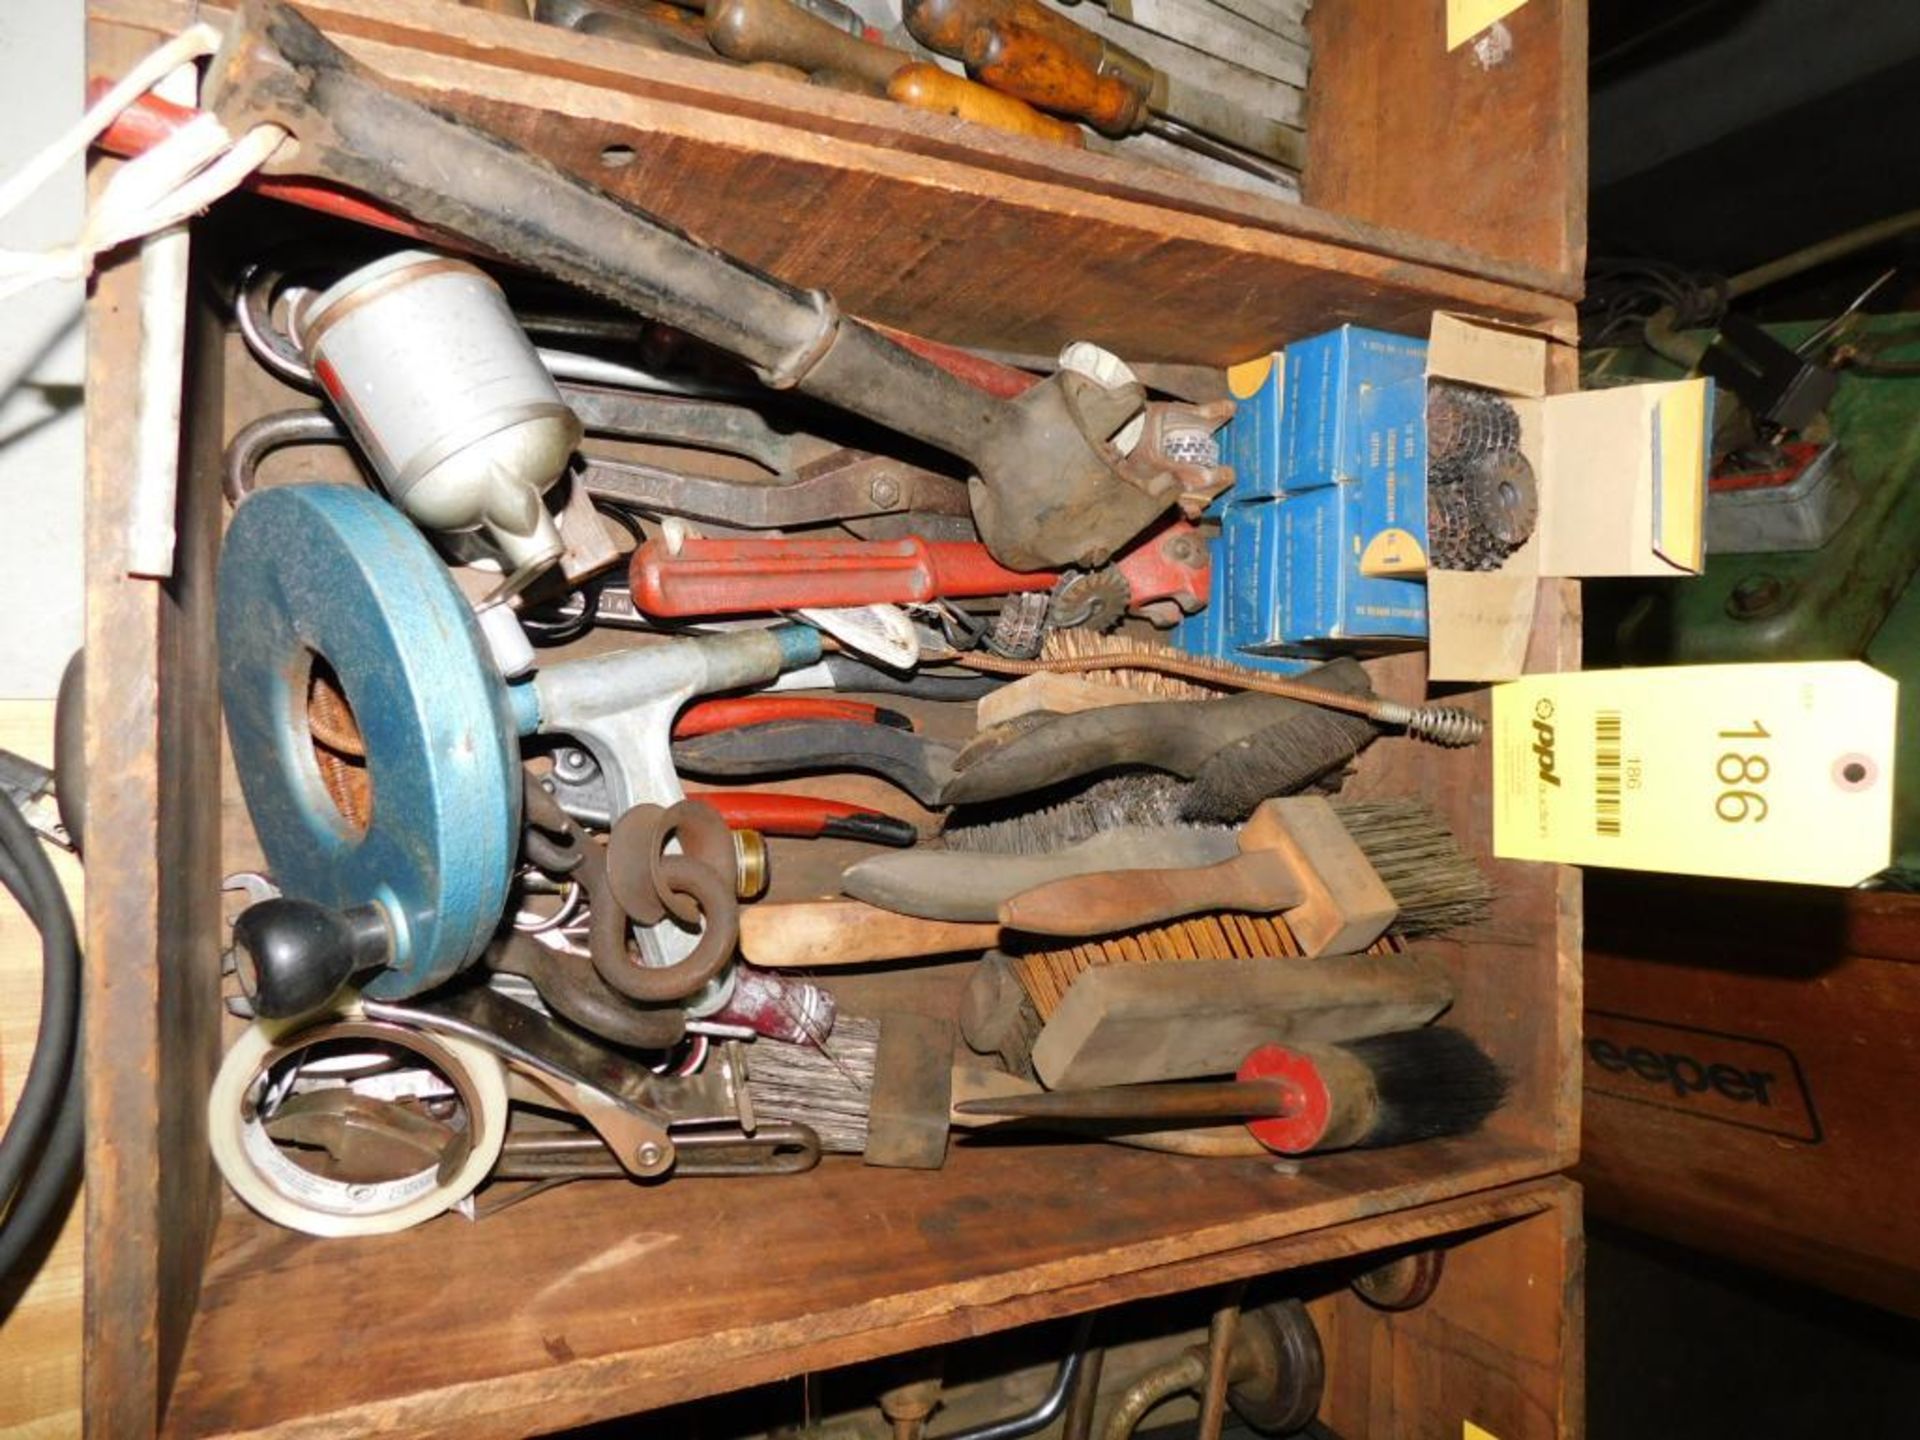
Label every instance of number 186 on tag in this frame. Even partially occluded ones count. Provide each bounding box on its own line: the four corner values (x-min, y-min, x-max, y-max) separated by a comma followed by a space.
1493, 663, 1895, 886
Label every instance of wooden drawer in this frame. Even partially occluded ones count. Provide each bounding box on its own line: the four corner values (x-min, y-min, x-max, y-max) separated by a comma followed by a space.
80, 2, 1585, 1434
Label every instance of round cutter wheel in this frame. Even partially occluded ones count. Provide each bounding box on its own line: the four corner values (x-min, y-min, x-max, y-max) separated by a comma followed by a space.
218, 485, 522, 998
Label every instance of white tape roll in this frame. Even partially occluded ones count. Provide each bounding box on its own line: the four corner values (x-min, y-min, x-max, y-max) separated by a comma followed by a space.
208, 1008, 509, 1237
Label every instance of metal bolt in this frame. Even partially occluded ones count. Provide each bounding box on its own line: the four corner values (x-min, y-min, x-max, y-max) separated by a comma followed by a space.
1727, 574, 1785, 619
868, 474, 901, 508
552, 746, 594, 781
636, 1142, 665, 1169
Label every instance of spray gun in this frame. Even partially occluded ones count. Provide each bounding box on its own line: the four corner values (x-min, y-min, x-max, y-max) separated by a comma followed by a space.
219, 483, 821, 1021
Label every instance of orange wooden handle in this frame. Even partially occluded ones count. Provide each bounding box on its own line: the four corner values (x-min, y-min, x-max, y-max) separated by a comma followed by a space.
963, 19, 1146, 135
904, 0, 1112, 71
739, 900, 998, 967
888, 63, 1085, 147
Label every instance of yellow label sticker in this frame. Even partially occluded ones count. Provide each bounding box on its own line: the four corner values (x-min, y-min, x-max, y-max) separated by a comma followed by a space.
1359, 526, 1427, 576
1492, 662, 1896, 886
1464, 1424, 1501, 1440
1448, 0, 1527, 50
1228, 354, 1275, 399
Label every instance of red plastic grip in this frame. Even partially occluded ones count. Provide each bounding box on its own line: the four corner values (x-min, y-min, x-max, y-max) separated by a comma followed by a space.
701, 791, 888, 837
1237, 1044, 1329, 1156
672, 696, 891, 739
629, 536, 1055, 616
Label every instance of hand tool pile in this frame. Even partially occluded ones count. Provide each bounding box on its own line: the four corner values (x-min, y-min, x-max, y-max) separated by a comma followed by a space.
534, 0, 1310, 192
161, 0, 1499, 1237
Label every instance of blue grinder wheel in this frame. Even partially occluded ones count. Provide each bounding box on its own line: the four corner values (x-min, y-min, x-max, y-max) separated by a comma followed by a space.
218, 485, 521, 998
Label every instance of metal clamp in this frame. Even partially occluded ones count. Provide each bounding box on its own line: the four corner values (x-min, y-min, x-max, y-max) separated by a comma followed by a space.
366, 985, 752, 1178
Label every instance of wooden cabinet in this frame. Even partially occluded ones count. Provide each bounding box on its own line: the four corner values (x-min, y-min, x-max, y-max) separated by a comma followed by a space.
78, 1, 1588, 1434
1580, 874, 1920, 1317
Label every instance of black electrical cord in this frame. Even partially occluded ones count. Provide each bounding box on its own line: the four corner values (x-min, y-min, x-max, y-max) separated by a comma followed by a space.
0, 769, 83, 1288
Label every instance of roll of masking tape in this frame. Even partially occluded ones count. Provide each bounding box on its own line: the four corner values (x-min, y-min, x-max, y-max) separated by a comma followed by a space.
208, 1006, 509, 1237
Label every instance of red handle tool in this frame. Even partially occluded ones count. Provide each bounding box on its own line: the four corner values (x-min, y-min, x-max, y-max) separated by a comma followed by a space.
628, 520, 1211, 618
631, 535, 1048, 616
702, 792, 919, 845
672, 695, 911, 739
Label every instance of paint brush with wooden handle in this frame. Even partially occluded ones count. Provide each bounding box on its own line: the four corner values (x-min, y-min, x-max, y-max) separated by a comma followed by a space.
957, 1028, 1510, 1156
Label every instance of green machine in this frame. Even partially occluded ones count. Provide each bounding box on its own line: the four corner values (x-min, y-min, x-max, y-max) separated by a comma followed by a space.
1583, 314, 1920, 881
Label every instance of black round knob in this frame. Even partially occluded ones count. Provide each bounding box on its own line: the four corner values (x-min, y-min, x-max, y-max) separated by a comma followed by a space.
232, 897, 392, 1020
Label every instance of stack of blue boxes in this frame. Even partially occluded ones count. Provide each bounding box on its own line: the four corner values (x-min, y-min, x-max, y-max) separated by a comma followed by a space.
1173, 326, 1431, 668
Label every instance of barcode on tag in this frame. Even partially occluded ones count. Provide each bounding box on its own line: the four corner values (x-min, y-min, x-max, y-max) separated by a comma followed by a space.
1594, 709, 1623, 836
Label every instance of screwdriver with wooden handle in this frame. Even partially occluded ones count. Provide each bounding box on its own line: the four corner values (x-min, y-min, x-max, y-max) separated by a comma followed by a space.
904, 0, 1302, 179
707, 0, 1084, 146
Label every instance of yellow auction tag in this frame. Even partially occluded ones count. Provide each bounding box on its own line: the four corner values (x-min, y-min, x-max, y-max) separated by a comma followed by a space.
1492, 663, 1896, 886
1448, 0, 1528, 50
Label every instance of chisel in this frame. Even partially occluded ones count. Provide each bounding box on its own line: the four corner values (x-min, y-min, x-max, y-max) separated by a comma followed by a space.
904, 0, 1303, 177
708, 0, 1088, 146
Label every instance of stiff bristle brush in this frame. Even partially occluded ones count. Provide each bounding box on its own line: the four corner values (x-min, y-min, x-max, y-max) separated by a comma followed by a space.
744, 1014, 877, 1154
932, 764, 1492, 1023
954, 1027, 1510, 1156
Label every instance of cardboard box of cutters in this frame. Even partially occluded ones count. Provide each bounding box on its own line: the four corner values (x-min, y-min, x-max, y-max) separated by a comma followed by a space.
1419, 314, 1712, 681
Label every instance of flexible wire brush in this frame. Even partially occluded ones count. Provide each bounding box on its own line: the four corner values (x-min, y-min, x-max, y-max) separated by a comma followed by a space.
948, 647, 1484, 748
947, 786, 1490, 935
942, 665, 1382, 816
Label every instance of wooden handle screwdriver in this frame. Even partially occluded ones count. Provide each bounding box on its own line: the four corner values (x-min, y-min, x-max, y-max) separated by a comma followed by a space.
707, 0, 905, 92
964, 18, 1148, 134
709, 0, 1086, 146
905, 0, 1156, 95
905, 0, 1303, 177
888, 63, 1085, 146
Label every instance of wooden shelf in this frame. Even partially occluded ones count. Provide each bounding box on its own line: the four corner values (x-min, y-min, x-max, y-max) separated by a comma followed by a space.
167, 1144, 1560, 1438
91, 0, 1580, 366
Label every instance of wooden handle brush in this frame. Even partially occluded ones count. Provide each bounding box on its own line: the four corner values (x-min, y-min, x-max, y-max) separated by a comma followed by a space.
957, 1027, 1509, 1156
1000, 796, 1396, 957
750, 796, 1454, 965
740, 899, 999, 967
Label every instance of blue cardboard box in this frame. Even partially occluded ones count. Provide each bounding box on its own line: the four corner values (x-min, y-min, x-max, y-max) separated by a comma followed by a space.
1216, 352, 1285, 506
1350, 390, 1429, 577
1170, 529, 1314, 675
1227, 490, 1427, 652
1281, 326, 1428, 495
